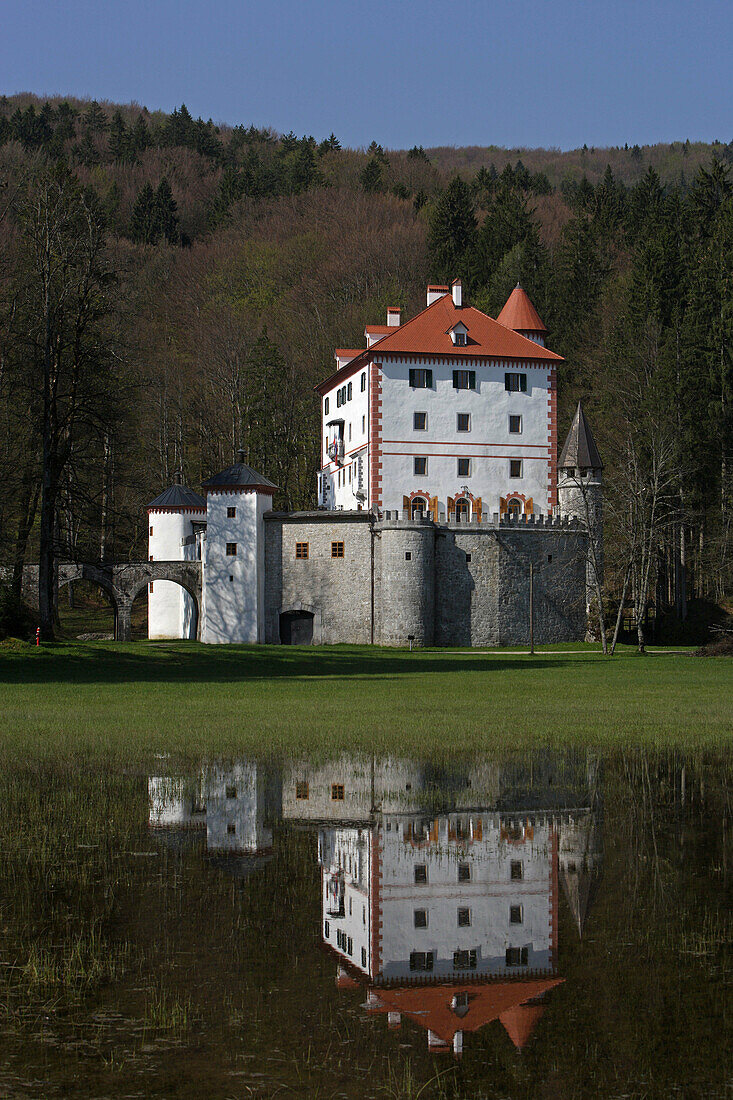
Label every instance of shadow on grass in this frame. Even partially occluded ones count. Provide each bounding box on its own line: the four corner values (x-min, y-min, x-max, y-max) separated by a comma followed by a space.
0, 642, 573, 686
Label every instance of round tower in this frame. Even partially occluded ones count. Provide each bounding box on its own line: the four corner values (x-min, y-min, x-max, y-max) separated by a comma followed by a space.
148, 474, 206, 638
376, 516, 435, 646
557, 402, 603, 609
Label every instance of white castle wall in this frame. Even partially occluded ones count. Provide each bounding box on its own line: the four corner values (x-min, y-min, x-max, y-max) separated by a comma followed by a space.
202, 490, 268, 643
320, 363, 370, 509
202, 762, 272, 853
148, 510, 204, 639
379, 355, 552, 516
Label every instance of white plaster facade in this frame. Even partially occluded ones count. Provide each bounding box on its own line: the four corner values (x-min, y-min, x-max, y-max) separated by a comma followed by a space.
201, 489, 271, 644
148, 502, 205, 639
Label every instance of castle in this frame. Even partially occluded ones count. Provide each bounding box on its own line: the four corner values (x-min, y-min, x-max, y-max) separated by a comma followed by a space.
147, 283, 603, 645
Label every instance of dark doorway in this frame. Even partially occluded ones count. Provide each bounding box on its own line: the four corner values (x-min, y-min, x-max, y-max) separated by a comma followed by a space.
280, 610, 314, 645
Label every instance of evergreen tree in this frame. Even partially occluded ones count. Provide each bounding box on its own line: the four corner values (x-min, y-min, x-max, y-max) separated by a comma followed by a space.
427, 176, 477, 284
83, 100, 108, 133
360, 157, 384, 194
154, 177, 181, 244
129, 182, 157, 243
108, 110, 129, 161
130, 113, 149, 155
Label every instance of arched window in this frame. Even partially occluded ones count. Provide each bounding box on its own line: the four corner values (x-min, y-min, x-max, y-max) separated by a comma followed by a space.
507, 498, 522, 518
455, 497, 470, 522
411, 496, 427, 520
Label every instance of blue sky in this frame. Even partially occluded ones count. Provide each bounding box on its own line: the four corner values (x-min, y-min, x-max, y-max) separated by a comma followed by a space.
2, 0, 731, 150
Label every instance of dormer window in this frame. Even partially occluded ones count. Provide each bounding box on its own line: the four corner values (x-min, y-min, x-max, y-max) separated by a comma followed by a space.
449, 322, 469, 346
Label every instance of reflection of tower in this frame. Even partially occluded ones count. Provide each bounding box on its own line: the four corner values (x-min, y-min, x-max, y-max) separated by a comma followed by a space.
148, 774, 206, 829
202, 762, 275, 854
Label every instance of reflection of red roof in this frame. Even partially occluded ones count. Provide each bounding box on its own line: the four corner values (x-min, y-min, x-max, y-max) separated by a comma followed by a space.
496, 285, 548, 333
499, 1003, 547, 1049
365, 979, 563, 1047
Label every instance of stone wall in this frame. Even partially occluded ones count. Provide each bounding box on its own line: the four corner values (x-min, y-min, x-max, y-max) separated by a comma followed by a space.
264, 512, 373, 645
264, 511, 588, 647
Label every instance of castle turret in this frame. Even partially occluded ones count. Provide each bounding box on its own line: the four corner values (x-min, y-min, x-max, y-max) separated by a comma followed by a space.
200, 451, 277, 643
557, 403, 603, 609
496, 284, 549, 346
147, 474, 206, 638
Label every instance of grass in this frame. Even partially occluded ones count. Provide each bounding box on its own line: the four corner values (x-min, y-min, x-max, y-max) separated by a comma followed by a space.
0, 640, 730, 759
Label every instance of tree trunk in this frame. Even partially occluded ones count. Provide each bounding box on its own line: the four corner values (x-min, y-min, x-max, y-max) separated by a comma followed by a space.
12, 470, 40, 604
611, 563, 632, 656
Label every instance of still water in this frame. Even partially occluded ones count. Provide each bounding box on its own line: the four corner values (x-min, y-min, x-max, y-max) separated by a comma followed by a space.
0, 750, 729, 1098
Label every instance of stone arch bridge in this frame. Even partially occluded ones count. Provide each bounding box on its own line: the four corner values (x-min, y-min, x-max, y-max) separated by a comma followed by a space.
24, 561, 202, 641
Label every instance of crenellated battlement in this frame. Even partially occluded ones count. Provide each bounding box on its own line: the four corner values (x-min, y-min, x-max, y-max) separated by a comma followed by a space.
379, 510, 582, 529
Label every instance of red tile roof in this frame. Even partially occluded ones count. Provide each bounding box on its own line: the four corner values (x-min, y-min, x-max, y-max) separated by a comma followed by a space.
365, 978, 563, 1046
364, 293, 560, 361
496, 285, 548, 333
316, 291, 560, 394
335, 349, 365, 358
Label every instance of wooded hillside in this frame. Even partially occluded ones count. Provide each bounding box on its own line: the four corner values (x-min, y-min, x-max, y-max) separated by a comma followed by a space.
0, 94, 730, 639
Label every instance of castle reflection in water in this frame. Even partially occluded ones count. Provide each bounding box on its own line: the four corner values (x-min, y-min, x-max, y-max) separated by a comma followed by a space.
148, 752, 602, 1056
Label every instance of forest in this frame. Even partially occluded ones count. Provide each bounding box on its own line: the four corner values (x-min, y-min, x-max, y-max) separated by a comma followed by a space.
0, 94, 730, 640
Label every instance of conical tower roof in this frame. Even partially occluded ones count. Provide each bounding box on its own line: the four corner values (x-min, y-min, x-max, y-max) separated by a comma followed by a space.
202, 450, 278, 493
559, 402, 603, 470
496, 284, 548, 334
499, 1003, 546, 1050
148, 483, 206, 510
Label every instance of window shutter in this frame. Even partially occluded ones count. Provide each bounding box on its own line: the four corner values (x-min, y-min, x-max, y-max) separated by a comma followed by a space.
499, 496, 507, 516
403, 495, 411, 515
426, 369, 433, 387
524, 497, 533, 515
521, 374, 527, 392
470, 371, 476, 389
475, 496, 482, 522
447, 496, 455, 519
429, 496, 439, 522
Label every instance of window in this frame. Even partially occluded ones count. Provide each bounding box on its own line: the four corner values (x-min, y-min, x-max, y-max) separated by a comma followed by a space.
414, 864, 428, 884
510, 459, 522, 478
324, 920, 330, 938
149, 582, 154, 593
510, 905, 523, 924
362, 947, 367, 966
295, 781, 309, 800
149, 526, 154, 536
361, 372, 366, 392
567, 467, 575, 478
411, 497, 427, 519
331, 784, 345, 800
457, 458, 470, 478
225, 785, 237, 799
457, 413, 470, 432
336, 389, 341, 408
414, 411, 427, 430
296, 542, 309, 559
414, 909, 428, 928
226, 543, 237, 556
507, 498, 522, 518
331, 541, 344, 558
227, 823, 236, 835
567, 861, 577, 874
452, 369, 476, 390
548, 554, 553, 563
229, 575, 234, 582
454, 331, 466, 346
465, 553, 472, 563
453, 950, 477, 969
457, 908, 471, 927
506, 947, 529, 967
458, 863, 471, 882
363, 905, 366, 925
149, 554, 154, 561
409, 951, 434, 972
505, 372, 527, 392
452, 991, 469, 1009
347, 936, 353, 955
409, 368, 433, 388
455, 497, 470, 521
227, 506, 236, 518
362, 416, 365, 432
324, 397, 329, 415
405, 551, 412, 561
346, 382, 351, 401
414, 456, 427, 476
509, 415, 521, 434
348, 423, 352, 442
510, 860, 523, 881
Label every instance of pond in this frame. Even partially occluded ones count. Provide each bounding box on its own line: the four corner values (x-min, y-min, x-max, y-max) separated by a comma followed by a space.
0, 749, 729, 1098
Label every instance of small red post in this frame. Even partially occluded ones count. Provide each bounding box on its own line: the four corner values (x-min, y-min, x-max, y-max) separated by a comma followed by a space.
36, 627, 40, 646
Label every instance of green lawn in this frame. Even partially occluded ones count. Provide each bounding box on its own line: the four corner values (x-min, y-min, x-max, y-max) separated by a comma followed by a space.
0, 640, 730, 761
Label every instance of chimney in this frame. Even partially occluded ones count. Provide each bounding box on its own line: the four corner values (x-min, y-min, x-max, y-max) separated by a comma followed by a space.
387, 1011, 401, 1029
173, 469, 182, 485
236, 448, 246, 464
452, 278, 463, 308
386, 307, 401, 327
427, 284, 449, 307
453, 1030, 464, 1056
